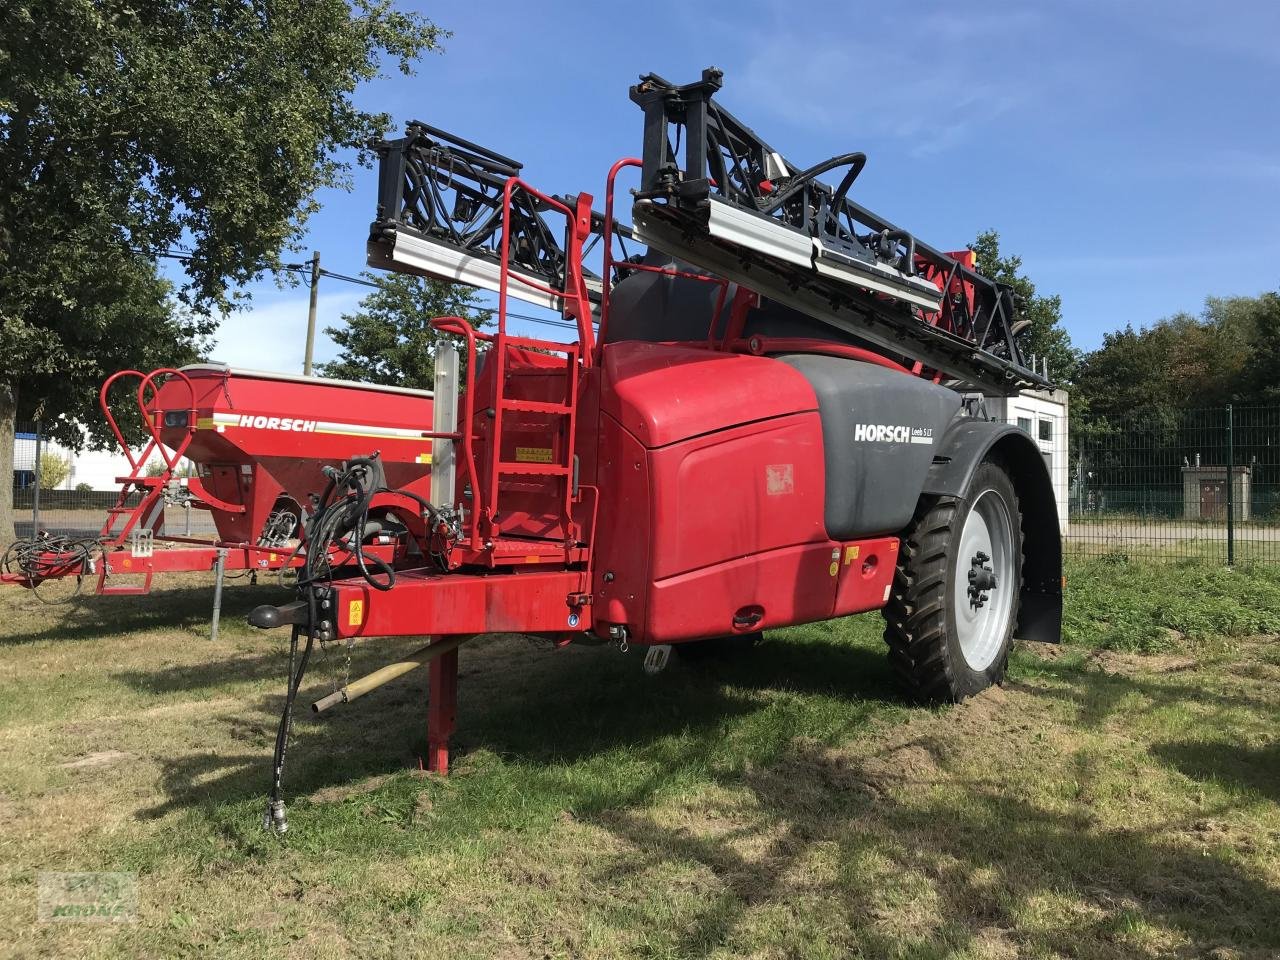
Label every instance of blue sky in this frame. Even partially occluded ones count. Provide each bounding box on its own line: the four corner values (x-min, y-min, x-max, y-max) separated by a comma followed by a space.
205, 0, 1280, 373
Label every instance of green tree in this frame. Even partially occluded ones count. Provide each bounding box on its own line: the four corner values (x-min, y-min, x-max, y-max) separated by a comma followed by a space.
0, 1, 444, 541
970, 230, 1080, 386
1224, 291, 1280, 403
318, 274, 492, 388
1075, 292, 1280, 423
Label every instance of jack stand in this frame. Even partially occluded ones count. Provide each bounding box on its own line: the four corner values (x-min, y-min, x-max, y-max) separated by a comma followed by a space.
210, 547, 228, 642
425, 645, 458, 773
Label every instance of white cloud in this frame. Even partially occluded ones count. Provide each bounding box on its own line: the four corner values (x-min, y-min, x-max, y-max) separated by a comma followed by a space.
208, 291, 360, 373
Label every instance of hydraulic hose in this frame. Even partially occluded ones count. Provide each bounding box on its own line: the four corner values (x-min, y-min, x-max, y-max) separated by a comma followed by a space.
264, 588, 317, 834
263, 451, 446, 831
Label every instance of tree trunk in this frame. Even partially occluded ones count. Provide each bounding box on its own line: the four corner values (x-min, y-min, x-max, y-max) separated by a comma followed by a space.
0, 382, 16, 546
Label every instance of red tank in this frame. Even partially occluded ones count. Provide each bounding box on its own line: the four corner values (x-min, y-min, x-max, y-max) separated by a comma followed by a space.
158, 364, 434, 544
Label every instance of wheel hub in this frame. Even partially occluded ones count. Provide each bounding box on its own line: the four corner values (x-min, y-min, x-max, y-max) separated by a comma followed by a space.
967, 551, 998, 609
953, 489, 1016, 671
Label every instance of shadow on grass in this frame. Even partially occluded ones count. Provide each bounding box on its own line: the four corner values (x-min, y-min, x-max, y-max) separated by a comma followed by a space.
1150, 739, 1280, 802
114, 621, 1280, 956
1010, 651, 1280, 733
0, 580, 292, 646
111, 648, 292, 695
135, 624, 899, 821
589, 730, 1280, 957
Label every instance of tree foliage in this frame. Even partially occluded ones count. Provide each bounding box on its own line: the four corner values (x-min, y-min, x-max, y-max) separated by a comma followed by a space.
318, 274, 492, 389
970, 230, 1080, 385
0, 0, 443, 540
1075, 292, 1280, 424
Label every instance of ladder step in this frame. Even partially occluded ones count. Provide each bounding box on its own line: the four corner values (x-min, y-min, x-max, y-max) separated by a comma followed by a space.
497, 462, 571, 476
499, 399, 572, 414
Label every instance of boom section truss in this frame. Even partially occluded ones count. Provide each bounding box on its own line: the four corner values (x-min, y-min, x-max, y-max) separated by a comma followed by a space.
627, 69, 1051, 394
369, 122, 606, 310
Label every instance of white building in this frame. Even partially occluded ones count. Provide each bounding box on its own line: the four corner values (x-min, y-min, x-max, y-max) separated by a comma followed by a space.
983, 389, 1070, 533
14, 429, 157, 491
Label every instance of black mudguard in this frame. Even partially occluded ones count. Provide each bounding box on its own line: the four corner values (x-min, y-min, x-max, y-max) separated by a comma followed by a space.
922, 417, 1063, 644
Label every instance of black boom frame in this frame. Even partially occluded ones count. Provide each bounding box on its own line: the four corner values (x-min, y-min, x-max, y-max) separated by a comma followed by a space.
369, 122, 606, 306
628, 69, 1050, 394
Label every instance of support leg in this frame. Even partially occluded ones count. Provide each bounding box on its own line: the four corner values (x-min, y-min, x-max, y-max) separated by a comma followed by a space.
426, 644, 458, 774
210, 548, 228, 642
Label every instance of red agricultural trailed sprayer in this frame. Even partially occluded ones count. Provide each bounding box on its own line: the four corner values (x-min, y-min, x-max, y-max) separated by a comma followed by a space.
237, 69, 1063, 832
2, 363, 438, 632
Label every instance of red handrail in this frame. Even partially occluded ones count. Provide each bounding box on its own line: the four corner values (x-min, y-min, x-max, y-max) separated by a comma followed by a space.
598, 157, 734, 351
137, 368, 197, 471
497, 177, 594, 360
99, 370, 153, 471
598, 157, 641, 350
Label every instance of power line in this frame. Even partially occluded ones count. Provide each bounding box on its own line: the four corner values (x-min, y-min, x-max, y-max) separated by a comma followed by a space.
146, 246, 587, 332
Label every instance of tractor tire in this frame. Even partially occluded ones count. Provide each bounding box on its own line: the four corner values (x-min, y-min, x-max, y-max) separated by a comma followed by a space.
883, 459, 1022, 703
674, 631, 762, 660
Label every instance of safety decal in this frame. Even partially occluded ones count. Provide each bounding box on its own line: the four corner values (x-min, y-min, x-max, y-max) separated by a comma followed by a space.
348, 599, 364, 628
515, 446, 553, 463
765, 463, 794, 495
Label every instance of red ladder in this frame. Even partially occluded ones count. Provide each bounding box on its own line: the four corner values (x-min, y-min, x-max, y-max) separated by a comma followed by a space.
427, 180, 594, 564
95, 368, 198, 593
487, 334, 582, 552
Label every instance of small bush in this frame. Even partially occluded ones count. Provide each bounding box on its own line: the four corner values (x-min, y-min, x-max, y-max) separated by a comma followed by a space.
38, 450, 71, 490
74, 482, 93, 494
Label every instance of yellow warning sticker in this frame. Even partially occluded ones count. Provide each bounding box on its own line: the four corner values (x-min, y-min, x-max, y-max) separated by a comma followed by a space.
844, 545, 860, 565
415, 452, 433, 464
515, 446, 553, 463
348, 599, 364, 627
828, 562, 839, 577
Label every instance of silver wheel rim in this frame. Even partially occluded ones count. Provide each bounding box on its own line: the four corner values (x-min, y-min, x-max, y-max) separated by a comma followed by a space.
954, 488, 1016, 671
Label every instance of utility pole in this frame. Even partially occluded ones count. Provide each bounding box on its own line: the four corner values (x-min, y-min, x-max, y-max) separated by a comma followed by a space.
303, 250, 320, 376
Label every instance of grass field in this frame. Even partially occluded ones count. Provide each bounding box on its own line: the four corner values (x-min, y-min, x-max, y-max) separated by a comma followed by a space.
1, 560, 1278, 959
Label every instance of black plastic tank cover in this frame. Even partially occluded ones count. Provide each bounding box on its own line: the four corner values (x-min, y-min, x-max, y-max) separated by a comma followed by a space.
777, 354, 962, 539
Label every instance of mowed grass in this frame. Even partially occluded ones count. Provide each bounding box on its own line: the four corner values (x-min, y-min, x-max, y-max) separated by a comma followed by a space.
0, 560, 1277, 959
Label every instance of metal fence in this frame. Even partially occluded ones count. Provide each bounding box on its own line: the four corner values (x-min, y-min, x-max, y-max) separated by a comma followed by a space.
7, 421, 217, 544
9, 409, 1280, 564
1067, 404, 1280, 564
